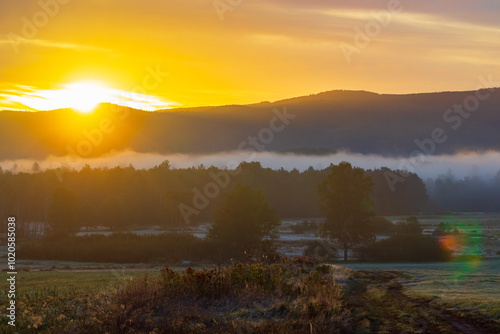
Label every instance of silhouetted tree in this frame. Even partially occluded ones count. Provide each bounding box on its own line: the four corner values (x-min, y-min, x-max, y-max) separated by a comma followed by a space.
32, 162, 41, 173
161, 190, 193, 227
208, 184, 280, 259
101, 195, 128, 230
318, 162, 375, 261
369, 216, 394, 234
367, 168, 428, 215
47, 187, 80, 237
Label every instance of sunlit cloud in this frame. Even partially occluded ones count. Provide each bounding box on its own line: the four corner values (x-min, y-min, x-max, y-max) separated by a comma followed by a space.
0, 38, 111, 52
0, 82, 179, 112
318, 8, 500, 43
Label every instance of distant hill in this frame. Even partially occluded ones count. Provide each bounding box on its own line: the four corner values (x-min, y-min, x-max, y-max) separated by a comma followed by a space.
1, 89, 499, 160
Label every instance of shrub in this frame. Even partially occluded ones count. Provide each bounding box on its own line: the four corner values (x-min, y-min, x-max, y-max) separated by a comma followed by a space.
19, 233, 210, 263
357, 234, 452, 262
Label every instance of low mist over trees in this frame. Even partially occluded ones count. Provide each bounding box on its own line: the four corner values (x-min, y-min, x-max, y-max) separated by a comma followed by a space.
0, 162, 429, 233
426, 171, 500, 212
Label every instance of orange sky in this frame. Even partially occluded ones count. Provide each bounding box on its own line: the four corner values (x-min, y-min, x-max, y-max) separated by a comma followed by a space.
1, 0, 500, 111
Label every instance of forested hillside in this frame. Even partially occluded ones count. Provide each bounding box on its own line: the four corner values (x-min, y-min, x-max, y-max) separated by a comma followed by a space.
1, 89, 500, 160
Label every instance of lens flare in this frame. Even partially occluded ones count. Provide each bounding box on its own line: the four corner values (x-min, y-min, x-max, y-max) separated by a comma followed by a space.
439, 234, 461, 253
438, 217, 483, 282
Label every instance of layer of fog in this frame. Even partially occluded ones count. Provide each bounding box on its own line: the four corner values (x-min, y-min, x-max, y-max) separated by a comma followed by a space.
2, 150, 500, 181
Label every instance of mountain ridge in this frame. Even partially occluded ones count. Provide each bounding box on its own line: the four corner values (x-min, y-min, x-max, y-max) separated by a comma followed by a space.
2, 87, 498, 114
1, 88, 499, 161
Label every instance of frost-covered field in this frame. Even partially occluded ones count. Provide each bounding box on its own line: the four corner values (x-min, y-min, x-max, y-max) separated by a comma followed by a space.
277, 213, 500, 258
343, 259, 500, 319
1, 213, 499, 270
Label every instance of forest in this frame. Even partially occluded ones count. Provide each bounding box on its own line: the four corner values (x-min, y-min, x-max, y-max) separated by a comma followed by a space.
427, 171, 500, 212
3, 160, 500, 238
0, 161, 428, 233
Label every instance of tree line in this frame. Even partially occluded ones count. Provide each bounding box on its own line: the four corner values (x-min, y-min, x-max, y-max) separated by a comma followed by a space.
426, 171, 500, 212
17, 162, 453, 263
0, 161, 428, 235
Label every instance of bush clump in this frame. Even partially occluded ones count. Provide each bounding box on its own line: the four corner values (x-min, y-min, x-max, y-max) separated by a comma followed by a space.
356, 217, 452, 262
19, 233, 211, 263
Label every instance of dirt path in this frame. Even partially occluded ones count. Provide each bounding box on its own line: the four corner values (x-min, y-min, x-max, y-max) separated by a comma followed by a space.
347, 270, 500, 334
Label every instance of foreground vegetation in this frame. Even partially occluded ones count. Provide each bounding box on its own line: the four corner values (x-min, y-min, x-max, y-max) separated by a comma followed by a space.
1, 261, 499, 333
1, 262, 352, 333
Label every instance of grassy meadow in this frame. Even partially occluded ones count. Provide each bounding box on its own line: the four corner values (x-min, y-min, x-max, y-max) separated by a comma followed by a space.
1, 260, 499, 333
1, 214, 499, 332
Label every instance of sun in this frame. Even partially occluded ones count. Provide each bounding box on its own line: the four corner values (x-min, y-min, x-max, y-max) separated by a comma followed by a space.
4, 80, 178, 112
58, 82, 108, 113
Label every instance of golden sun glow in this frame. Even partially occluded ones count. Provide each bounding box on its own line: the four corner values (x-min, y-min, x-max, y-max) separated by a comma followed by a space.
4, 81, 112, 113
3, 81, 178, 112
0, 1, 499, 110
56, 82, 108, 113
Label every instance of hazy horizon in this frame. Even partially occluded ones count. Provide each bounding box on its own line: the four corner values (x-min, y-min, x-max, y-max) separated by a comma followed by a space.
3, 149, 500, 182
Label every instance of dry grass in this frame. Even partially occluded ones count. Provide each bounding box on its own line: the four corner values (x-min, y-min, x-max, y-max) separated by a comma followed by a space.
3, 261, 499, 333
1, 262, 354, 333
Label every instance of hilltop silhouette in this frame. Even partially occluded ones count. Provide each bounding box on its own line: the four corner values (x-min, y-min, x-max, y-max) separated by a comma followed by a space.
1, 89, 499, 160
